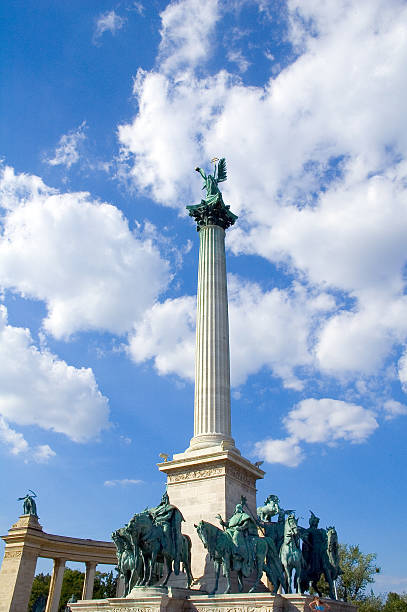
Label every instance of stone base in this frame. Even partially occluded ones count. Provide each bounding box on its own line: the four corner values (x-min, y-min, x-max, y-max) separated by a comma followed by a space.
158, 446, 265, 593
69, 593, 356, 612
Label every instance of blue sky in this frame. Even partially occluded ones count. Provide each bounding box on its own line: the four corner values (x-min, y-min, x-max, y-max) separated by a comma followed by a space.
1, 0, 407, 594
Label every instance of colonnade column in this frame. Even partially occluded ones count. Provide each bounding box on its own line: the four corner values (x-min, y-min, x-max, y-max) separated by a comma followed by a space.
45, 558, 65, 612
82, 561, 97, 600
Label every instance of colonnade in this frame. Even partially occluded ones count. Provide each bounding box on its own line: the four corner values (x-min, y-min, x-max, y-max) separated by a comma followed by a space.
0, 514, 117, 612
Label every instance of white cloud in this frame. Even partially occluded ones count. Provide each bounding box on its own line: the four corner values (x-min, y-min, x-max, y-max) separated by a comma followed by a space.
383, 399, 407, 420
254, 437, 304, 468
255, 397, 378, 467
284, 398, 378, 444
117, 0, 407, 389
397, 349, 407, 391
104, 478, 143, 486
94, 10, 126, 43
0, 305, 110, 445
0, 166, 169, 339
46, 122, 87, 169
32, 445, 56, 463
0, 416, 29, 456
159, 0, 219, 74
128, 276, 336, 389
128, 296, 196, 380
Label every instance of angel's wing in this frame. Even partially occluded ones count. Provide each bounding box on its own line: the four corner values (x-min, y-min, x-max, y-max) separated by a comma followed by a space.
216, 158, 227, 183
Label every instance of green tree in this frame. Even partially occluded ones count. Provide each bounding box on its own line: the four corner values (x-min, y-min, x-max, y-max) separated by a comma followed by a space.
337, 544, 380, 602
357, 592, 384, 612
29, 573, 50, 611
93, 570, 118, 598
383, 593, 407, 612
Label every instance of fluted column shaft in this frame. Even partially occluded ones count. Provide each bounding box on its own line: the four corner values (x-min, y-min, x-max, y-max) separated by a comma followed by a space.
188, 225, 234, 451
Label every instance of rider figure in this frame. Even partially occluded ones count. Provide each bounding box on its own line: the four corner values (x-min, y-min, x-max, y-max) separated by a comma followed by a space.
217, 497, 258, 575
149, 491, 184, 574
302, 511, 326, 579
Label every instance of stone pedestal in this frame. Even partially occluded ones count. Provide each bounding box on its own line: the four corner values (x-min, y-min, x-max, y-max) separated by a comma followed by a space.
158, 445, 264, 592
69, 592, 356, 612
0, 515, 42, 612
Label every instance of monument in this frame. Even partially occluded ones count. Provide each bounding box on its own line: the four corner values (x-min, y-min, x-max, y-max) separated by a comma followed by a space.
158, 158, 265, 591
0, 159, 354, 612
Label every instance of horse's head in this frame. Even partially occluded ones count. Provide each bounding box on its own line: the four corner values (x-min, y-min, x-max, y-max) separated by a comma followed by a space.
194, 520, 208, 549
285, 513, 298, 533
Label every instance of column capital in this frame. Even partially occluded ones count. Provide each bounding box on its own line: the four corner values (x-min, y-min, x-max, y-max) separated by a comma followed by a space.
186, 201, 237, 231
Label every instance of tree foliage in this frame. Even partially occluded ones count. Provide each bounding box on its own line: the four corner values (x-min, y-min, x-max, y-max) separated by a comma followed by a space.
357, 592, 407, 612
29, 573, 50, 611
29, 568, 118, 612
337, 544, 380, 602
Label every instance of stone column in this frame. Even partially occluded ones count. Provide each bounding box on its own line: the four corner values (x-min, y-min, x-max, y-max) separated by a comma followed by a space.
0, 514, 42, 612
82, 561, 97, 600
187, 224, 235, 453
45, 558, 66, 612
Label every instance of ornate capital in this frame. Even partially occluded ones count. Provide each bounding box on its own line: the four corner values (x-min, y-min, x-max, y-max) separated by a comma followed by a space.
186, 200, 238, 231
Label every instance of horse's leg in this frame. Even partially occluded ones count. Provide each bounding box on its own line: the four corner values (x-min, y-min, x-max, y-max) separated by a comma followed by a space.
288, 566, 294, 594
209, 559, 221, 596
325, 569, 335, 599
147, 550, 157, 586
237, 569, 244, 593
162, 554, 172, 586
224, 556, 232, 594
296, 566, 302, 594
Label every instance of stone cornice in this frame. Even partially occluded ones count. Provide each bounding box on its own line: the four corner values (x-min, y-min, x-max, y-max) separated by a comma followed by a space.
186, 200, 238, 231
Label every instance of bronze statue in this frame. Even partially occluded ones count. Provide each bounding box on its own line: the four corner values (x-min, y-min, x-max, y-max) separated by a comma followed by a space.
18, 490, 38, 516
280, 513, 304, 594
148, 490, 184, 575
127, 510, 192, 588
112, 527, 143, 595
217, 498, 259, 576
299, 514, 341, 599
195, 519, 281, 595
187, 158, 237, 230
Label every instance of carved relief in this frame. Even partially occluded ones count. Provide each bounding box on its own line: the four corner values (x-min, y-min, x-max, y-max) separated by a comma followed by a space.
110, 608, 158, 612
194, 607, 274, 612
4, 549, 23, 559
225, 466, 256, 489
167, 466, 224, 483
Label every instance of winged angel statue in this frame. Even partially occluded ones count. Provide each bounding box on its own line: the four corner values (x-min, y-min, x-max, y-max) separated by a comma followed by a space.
187, 158, 237, 230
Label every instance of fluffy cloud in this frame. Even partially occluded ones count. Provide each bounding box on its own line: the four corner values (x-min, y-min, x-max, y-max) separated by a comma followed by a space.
383, 399, 407, 420
46, 121, 87, 169
118, 0, 407, 388
104, 478, 143, 486
0, 305, 110, 460
0, 166, 169, 338
94, 10, 126, 43
128, 296, 196, 379
255, 398, 379, 467
254, 437, 304, 468
159, 0, 219, 74
128, 276, 336, 389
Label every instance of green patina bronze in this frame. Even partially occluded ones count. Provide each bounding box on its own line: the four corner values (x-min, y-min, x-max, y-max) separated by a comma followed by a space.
299, 512, 341, 599
18, 490, 38, 516
195, 496, 285, 595
187, 158, 238, 231
112, 490, 192, 592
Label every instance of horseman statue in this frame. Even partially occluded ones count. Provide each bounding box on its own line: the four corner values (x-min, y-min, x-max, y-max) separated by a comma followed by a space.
300, 511, 326, 579
217, 497, 258, 576
299, 511, 339, 598
148, 490, 184, 575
